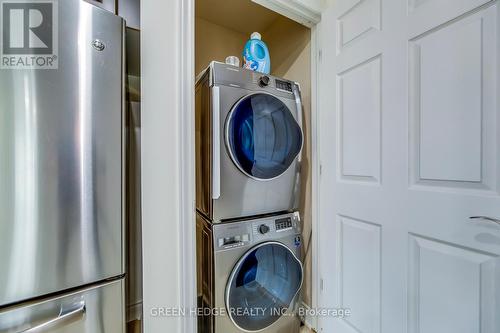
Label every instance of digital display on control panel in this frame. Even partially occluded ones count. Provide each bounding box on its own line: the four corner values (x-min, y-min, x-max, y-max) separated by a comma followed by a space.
275, 217, 292, 231
276, 79, 293, 92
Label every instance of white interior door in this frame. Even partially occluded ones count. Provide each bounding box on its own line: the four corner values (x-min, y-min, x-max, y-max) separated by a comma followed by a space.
318, 1, 500, 333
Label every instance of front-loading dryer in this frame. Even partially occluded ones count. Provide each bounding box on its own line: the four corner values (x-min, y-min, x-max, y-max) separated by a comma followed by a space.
196, 62, 304, 223
196, 211, 303, 333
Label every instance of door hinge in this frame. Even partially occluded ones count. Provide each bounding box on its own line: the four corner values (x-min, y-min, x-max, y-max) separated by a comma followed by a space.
319, 163, 323, 176
320, 278, 324, 292
318, 49, 322, 63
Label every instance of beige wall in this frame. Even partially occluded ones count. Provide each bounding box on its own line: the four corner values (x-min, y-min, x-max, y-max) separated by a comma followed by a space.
195, 18, 247, 75
195, 14, 314, 307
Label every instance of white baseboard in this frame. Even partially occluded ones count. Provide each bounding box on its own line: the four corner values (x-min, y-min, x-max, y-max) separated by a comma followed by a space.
127, 301, 143, 322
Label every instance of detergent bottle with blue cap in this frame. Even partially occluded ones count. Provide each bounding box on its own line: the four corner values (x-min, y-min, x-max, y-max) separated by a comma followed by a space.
242, 32, 271, 74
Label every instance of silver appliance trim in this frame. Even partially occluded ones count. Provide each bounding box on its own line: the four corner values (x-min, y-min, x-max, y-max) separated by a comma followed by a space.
121, 19, 127, 275
212, 86, 221, 199
18, 302, 86, 333
292, 83, 304, 164
208, 62, 297, 100
0, 279, 124, 333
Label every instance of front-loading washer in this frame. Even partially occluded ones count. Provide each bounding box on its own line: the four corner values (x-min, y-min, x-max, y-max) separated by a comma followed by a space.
195, 62, 304, 223
196, 211, 303, 333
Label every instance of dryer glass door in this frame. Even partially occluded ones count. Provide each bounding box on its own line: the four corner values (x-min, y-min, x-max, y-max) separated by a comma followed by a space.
226, 242, 303, 331
226, 93, 302, 180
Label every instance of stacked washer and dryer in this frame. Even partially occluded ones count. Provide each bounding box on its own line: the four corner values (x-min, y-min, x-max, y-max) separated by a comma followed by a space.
195, 62, 305, 333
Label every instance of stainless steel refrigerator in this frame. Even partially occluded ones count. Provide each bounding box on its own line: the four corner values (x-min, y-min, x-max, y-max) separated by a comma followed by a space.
0, 0, 125, 331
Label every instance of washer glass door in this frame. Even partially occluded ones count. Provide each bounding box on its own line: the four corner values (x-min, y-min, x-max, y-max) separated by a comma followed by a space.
226, 242, 303, 331
226, 93, 303, 180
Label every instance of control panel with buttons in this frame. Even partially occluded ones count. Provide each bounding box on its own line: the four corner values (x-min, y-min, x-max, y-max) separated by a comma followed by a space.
275, 217, 293, 231
213, 212, 301, 251
275, 79, 293, 92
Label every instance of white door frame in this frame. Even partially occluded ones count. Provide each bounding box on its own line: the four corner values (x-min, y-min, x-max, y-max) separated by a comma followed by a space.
308, 23, 321, 331
141, 0, 196, 332
141, 0, 324, 331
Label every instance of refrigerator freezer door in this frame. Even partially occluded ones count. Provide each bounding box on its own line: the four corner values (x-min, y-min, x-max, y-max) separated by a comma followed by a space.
0, 0, 124, 306
0, 280, 124, 333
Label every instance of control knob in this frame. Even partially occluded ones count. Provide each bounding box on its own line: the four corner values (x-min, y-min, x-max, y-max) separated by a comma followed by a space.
259, 76, 270, 87
259, 224, 270, 234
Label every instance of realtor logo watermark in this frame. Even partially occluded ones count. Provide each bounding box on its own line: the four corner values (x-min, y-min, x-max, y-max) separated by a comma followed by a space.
1, 0, 58, 69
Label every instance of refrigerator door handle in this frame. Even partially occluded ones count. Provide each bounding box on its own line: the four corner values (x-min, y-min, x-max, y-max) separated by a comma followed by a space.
19, 302, 86, 333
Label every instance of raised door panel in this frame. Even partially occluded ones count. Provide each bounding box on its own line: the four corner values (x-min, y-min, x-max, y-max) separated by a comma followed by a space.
409, 6, 498, 193
415, 17, 482, 182
408, 0, 493, 38
337, 56, 382, 184
336, 0, 381, 53
338, 216, 381, 333
408, 235, 499, 333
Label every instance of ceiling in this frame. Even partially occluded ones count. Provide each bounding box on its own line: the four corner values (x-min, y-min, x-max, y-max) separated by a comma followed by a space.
195, 0, 283, 35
